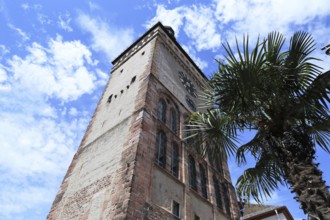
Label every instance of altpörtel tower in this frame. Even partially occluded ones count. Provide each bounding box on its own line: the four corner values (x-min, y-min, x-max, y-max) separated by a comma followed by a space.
47, 22, 239, 220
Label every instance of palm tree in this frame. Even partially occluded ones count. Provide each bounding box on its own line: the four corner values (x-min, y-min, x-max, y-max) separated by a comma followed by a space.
188, 32, 330, 220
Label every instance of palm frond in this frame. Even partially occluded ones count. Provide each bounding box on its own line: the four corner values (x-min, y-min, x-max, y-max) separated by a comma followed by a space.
265, 32, 285, 65
284, 31, 322, 93
186, 109, 239, 162
212, 36, 267, 124
236, 131, 264, 166
236, 157, 284, 204
303, 70, 330, 109
309, 117, 330, 153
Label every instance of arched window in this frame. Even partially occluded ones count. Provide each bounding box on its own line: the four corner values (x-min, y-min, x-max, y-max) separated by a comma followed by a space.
156, 131, 167, 168
188, 155, 197, 190
171, 142, 179, 177
158, 99, 166, 123
208, 149, 223, 174
183, 115, 193, 145
213, 175, 223, 209
222, 182, 231, 215
199, 164, 208, 199
169, 108, 177, 132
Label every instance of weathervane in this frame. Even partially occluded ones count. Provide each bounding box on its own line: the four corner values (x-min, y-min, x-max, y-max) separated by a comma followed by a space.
321, 44, 330, 55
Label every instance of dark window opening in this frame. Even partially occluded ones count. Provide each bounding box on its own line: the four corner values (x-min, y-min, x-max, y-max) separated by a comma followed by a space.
222, 183, 231, 215
171, 142, 179, 178
199, 164, 208, 199
183, 116, 193, 146
169, 108, 177, 133
131, 76, 136, 84
156, 131, 166, 168
194, 214, 200, 220
188, 155, 197, 190
141, 51, 145, 55
172, 201, 180, 218
107, 94, 113, 103
158, 99, 166, 123
213, 175, 223, 209
120, 69, 123, 73
207, 148, 223, 175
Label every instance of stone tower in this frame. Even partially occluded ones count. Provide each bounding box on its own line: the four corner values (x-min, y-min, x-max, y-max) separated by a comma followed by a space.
47, 22, 239, 220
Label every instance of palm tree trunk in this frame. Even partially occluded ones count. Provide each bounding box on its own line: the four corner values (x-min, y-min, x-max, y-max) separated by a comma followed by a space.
273, 129, 330, 220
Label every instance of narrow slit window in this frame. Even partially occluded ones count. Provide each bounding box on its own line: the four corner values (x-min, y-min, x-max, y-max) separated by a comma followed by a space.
171, 142, 179, 178
131, 76, 136, 84
156, 131, 166, 168
107, 94, 113, 103
188, 155, 197, 191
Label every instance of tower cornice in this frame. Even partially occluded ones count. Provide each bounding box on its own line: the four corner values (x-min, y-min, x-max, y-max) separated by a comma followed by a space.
111, 22, 208, 87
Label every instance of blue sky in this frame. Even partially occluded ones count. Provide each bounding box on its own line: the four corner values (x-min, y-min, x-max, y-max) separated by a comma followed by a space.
0, 1, 329, 219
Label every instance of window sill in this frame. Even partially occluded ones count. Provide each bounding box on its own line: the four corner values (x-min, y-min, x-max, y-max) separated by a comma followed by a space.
189, 187, 212, 206
154, 162, 184, 186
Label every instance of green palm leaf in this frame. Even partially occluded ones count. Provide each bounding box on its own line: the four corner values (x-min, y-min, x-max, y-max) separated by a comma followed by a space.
236, 157, 284, 204
187, 110, 238, 161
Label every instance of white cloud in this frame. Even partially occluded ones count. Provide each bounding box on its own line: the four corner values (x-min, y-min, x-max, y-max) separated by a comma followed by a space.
0, 45, 9, 59
0, 111, 90, 219
58, 13, 73, 32
8, 23, 29, 42
0, 65, 10, 91
213, 0, 330, 39
69, 107, 78, 116
145, 4, 184, 36
37, 13, 52, 25
7, 36, 105, 101
0, 66, 7, 82
182, 44, 208, 70
183, 5, 221, 51
146, 4, 221, 51
88, 1, 101, 11
20, 3, 42, 11
147, 1, 330, 69
76, 13, 134, 61
0, 34, 100, 217
21, 3, 29, 10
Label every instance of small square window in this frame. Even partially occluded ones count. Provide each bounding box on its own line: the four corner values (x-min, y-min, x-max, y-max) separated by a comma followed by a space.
194, 214, 200, 220
172, 201, 180, 218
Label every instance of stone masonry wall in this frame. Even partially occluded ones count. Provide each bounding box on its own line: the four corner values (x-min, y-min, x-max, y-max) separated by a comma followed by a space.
47, 35, 157, 220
